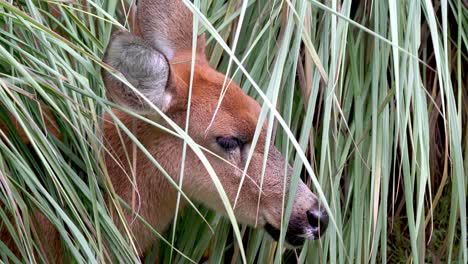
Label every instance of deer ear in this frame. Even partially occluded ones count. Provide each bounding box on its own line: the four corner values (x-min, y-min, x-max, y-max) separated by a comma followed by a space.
137, 0, 206, 60
102, 30, 173, 114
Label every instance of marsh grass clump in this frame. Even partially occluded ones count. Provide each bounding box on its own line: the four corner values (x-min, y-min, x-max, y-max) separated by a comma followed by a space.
0, 0, 466, 263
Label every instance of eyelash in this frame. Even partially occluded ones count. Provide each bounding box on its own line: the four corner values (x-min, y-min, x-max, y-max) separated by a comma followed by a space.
216, 137, 245, 151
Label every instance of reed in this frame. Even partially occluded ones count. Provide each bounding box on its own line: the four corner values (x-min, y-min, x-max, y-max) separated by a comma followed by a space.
0, 0, 466, 263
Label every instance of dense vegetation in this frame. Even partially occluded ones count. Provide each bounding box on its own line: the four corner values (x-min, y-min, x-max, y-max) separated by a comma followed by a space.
0, 0, 466, 263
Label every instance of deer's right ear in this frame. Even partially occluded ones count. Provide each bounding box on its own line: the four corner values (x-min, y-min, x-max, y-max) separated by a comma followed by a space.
102, 30, 175, 114
137, 0, 206, 60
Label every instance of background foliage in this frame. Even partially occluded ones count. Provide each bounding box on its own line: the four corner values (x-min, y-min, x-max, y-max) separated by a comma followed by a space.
0, 0, 466, 263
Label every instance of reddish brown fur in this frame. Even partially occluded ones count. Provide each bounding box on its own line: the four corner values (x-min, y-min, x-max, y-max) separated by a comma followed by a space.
0, 1, 328, 262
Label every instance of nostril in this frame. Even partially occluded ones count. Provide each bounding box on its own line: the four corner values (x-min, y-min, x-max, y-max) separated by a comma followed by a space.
307, 209, 329, 231
307, 210, 320, 227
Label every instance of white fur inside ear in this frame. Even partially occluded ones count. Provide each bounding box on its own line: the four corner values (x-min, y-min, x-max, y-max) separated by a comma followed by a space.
103, 31, 172, 113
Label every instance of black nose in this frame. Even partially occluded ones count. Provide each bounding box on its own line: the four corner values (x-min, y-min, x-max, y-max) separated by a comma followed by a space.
307, 208, 329, 236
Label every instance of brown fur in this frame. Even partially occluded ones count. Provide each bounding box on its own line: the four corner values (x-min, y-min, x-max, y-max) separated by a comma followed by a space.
1, 1, 328, 261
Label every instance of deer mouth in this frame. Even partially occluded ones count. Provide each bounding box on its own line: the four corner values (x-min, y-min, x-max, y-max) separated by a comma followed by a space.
264, 223, 305, 247
264, 218, 326, 247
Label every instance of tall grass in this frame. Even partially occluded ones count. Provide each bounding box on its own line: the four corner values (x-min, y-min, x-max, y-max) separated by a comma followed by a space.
0, 0, 466, 263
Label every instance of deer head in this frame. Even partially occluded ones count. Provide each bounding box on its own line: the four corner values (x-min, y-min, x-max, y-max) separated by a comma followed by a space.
102, 0, 328, 248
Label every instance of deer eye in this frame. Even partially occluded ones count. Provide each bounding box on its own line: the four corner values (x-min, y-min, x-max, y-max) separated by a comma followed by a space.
216, 137, 244, 151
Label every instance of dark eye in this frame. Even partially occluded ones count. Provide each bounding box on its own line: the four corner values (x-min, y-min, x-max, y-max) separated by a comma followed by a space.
216, 137, 244, 151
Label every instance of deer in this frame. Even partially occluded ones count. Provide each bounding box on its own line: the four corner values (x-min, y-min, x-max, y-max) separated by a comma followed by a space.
1, 0, 328, 261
